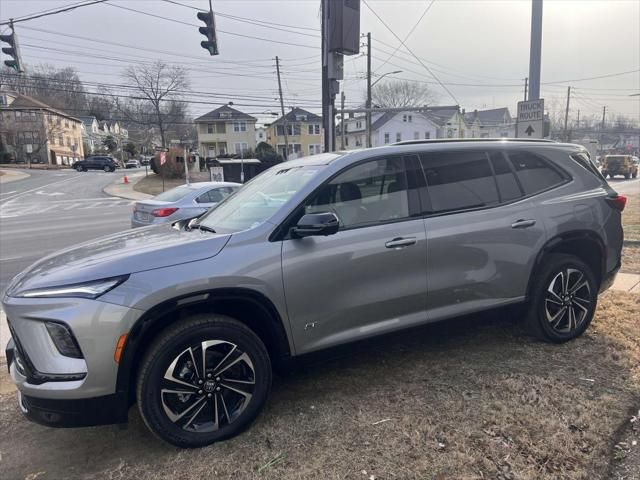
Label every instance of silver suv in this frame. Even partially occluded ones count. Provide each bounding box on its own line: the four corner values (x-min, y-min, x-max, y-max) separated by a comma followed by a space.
3, 140, 625, 448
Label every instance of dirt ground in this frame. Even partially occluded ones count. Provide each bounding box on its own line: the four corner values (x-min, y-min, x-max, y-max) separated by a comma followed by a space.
0, 291, 639, 480
133, 171, 212, 196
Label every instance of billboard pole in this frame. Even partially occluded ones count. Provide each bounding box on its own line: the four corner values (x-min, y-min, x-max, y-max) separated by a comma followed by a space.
528, 0, 543, 100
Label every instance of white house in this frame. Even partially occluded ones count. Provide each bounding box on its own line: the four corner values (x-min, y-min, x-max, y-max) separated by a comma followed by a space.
255, 125, 267, 144
425, 108, 470, 139
339, 110, 440, 149
464, 108, 515, 138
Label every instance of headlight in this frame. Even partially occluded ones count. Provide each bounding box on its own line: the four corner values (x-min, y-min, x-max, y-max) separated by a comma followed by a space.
15, 276, 128, 299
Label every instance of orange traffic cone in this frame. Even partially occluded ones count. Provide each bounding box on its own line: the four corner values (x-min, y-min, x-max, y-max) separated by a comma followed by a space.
123, 175, 129, 184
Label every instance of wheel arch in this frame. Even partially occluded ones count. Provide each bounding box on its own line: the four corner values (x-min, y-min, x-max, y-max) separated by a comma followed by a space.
115, 287, 292, 403
526, 230, 606, 302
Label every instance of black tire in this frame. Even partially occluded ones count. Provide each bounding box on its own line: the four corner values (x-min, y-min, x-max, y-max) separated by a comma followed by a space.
75, 165, 83, 172
525, 253, 598, 343
136, 314, 272, 448
103, 165, 111, 172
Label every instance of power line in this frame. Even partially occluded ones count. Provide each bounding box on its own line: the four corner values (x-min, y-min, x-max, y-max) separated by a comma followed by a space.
374, 0, 436, 75
362, 0, 459, 104
0, 0, 109, 26
103, 2, 320, 50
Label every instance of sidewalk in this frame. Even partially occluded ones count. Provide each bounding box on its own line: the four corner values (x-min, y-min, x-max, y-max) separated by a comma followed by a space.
103, 171, 152, 200
0, 169, 30, 184
612, 272, 640, 293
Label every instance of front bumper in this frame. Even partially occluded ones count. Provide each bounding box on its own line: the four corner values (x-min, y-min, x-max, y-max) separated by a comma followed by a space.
7, 339, 128, 427
2, 295, 142, 401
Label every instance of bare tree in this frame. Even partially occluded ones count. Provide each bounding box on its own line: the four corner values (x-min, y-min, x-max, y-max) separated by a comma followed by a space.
0, 65, 87, 114
119, 61, 189, 148
368, 80, 437, 108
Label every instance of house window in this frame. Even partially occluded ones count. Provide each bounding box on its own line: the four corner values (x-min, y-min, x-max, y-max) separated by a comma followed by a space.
233, 121, 247, 132
425, 132, 431, 139
219, 112, 231, 119
309, 144, 321, 155
207, 124, 214, 134
414, 131, 419, 140
58, 134, 64, 145
66, 137, 71, 147
308, 124, 320, 135
295, 114, 307, 121
216, 123, 226, 134
276, 125, 285, 136
355, 121, 362, 129
293, 124, 301, 136
403, 115, 412, 123
234, 142, 248, 155
345, 137, 349, 146
355, 136, 362, 147
396, 132, 402, 142
64, 120, 69, 128
72, 123, 76, 129
384, 133, 390, 144
408, 115, 412, 122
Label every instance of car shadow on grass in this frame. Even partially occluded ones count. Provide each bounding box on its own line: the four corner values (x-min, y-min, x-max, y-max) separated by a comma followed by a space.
1, 295, 638, 480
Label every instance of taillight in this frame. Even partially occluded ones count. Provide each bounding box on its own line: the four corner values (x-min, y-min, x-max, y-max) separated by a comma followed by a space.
152, 207, 179, 217
605, 195, 627, 212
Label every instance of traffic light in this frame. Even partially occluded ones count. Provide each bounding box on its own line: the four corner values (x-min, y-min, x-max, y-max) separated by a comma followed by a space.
0, 25, 23, 73
197, 9, 219, 56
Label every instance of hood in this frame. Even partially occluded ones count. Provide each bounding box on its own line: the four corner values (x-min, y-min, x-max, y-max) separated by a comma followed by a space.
6, 226, 231, 296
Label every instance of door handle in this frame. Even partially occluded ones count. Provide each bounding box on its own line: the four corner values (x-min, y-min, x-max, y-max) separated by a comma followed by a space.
385, 237, 417, 249
511, 219, 536, 229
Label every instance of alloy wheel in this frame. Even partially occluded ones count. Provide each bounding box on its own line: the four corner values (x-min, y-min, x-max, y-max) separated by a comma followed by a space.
160, 340, 255, 433
544, 268, 592, 334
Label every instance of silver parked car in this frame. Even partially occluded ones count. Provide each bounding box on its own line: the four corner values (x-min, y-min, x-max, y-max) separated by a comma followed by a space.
3, 139, 625, 448
131, 182, 240, 228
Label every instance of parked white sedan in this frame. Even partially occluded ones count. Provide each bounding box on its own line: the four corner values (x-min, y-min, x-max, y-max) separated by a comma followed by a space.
131, 182, 240, 228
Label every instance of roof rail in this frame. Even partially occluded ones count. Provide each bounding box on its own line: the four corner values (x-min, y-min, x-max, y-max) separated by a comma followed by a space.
392, 138, 557, 146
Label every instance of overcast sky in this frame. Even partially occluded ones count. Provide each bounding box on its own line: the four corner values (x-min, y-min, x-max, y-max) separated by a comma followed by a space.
1, 0, 639, 125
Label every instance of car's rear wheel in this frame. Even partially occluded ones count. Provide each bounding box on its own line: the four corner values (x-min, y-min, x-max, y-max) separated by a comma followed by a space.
136, 314, 272, 448
104, 165, 111, 172
76, 165, 83, 172
624, 173, 630, 179
526, 253, 598, 343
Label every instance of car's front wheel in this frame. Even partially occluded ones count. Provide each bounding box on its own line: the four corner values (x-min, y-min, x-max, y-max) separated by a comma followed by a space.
526, 253, 598, 343
76, 165, 83, 172
136, 314, 272, 448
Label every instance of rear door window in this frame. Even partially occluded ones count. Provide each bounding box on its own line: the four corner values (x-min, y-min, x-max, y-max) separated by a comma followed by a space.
489, 151, 523, 202
507, 151, 565, 196
420, 151, 499, 213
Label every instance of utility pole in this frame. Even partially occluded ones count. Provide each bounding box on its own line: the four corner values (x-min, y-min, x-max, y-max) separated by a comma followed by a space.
183, 144, 190, 185
563, 86, 571, 142
576, 109, 580, 129
528, 0, 543, 100
600, 105, 606, 154
275, 56, 289, 160
523, 78, 528, 101
340, 90, 346, 150
366, 32, 372, 148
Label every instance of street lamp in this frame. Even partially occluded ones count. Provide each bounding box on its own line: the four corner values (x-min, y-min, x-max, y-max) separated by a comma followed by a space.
366, 70, 402, 147
371, 70, 403, 88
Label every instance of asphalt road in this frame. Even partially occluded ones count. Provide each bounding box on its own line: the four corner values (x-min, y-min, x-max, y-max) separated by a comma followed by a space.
0, 168, 135, 294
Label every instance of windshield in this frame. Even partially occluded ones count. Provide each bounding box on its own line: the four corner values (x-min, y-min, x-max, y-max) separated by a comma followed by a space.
153, 185, 194, 202
198, 165, 322, 233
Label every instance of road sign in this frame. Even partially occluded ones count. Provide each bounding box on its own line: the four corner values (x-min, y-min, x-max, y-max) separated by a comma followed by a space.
209, 166, 224, 182
159, 151, 167, 166
154, 147, 169, 152
516, 99, 545, 139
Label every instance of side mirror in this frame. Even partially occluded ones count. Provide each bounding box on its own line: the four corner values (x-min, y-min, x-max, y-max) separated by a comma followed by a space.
292, 212, 340, 238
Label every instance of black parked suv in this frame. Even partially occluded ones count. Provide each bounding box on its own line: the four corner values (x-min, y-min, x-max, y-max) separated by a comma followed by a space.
74, 156, 118, 172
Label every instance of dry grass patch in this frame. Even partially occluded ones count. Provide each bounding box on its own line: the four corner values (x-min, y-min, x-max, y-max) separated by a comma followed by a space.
622, 244, 640, 274
622, 192, 640, 242
1, 292, 639, 480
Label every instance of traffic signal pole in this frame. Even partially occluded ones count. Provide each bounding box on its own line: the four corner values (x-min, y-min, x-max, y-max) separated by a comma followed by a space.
275, 56, 289, 160
528, 0, 543, 100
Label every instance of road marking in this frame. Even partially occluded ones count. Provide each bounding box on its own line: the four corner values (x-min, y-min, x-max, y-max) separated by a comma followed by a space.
0, 190, 17, 196
0, 199, 134, 218
35, 190, 65, 196
0, 174, 81, 204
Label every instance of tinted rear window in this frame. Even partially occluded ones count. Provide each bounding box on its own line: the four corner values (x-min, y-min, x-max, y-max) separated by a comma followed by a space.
507, 151, 564, 196
421, 151, 498, 213
489, 152, 522, 201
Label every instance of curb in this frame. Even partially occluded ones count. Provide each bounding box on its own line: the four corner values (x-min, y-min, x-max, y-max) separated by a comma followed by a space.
102, 172, 152, 201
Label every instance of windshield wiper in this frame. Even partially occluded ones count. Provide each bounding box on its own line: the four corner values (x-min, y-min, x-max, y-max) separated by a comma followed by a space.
190, 223, 216, 233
